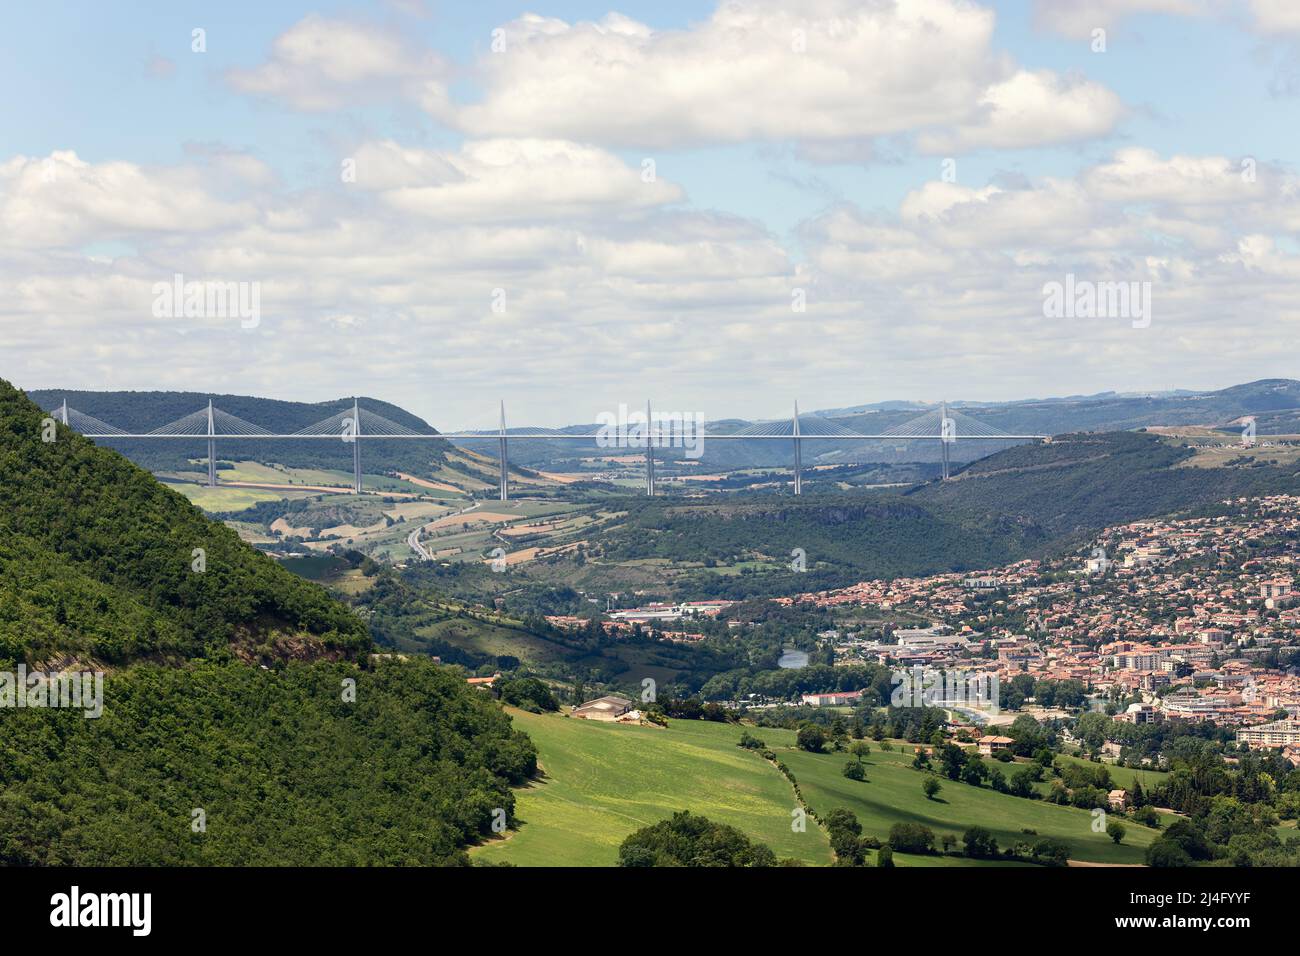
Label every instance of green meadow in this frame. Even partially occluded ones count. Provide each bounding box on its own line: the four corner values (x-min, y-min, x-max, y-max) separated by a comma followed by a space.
1053, 752, 1169, 792
780, 743, 1162, 865
473, 715, 1169, 867
473, 711, 832, 867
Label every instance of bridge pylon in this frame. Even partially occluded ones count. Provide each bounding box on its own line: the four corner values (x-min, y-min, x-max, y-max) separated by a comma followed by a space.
792, 400, 802, 496
940, 400, 951, 481
645, 400, 655, 497
207, 399, 217, 487
498, 401, 509, 502
352, 397, 362, 493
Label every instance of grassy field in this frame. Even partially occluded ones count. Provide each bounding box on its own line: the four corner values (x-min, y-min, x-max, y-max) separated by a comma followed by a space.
1053, 752, 1169, 792
781, 743, 1162, 864
469, 715, 1171, 866
473, 711, 832, 867
412, 618, 577, 664
169, 483, 314, 511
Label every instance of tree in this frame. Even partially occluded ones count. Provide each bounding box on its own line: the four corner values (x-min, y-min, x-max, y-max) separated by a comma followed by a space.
1075, 711, 1112, 750
830, 716, 849, 751
796, 724, 826, 753
961, 755, 989, 787
963, 826, 998, 859
1145, 839, 1191, 867
877, 846, 894, 868
923, 777, 942, 801
1160, 819, 1213, 861
843, 761, 866, 781
988, 766, 1007, 793
1031, 838, 1071, 867
1009, 768, 1036, 798
888, 822, 935, 854
824, 808, 865, 866
496, 677, 559, 712
850, 740, 871, 764
824, 808, 861, 836
939, 743, 967, 780
617, 811, 777, 867
1133, 805, 1160, 828
1107, 821, 1126, 844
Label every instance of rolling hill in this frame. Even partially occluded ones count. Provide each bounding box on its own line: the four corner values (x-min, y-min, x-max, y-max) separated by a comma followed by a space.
0, 379, 369, 665
24, 387, 540, 500
0, 378, 539, 865
516, 430, 1300, 600
473, 710, 832, 866
473, 711, 1166, 867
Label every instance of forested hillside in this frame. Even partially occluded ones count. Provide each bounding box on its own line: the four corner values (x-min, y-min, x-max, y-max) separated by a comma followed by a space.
0, 659, 535, 865
591, 495, 1048, 598
0, 379, 368, 665
0, 379, 540, 865
568, 431, 1300, 600
914, 431, 1300, 535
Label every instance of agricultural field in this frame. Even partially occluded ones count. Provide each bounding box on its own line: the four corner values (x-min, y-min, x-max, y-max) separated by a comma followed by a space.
1149, 429, 1300, 469
413, 500, 590, 565
168, 483, 318, 512
1179, 442, 1300, 469
473, 712, 832, 867
780, 743, 1165, 865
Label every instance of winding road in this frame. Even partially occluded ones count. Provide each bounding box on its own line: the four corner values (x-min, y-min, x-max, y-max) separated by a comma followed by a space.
406, 501, 481, 561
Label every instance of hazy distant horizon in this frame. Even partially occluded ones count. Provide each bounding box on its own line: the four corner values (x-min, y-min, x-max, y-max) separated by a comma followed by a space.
17, 376, 1279, 432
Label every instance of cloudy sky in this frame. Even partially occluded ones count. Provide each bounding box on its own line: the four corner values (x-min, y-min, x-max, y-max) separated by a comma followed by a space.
4, 0, 1300, 427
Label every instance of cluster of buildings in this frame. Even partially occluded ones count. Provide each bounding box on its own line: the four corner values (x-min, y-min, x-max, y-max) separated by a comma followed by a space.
543, 599, 735, 645
777, 496, 1300, 749
605, 600, 734, 623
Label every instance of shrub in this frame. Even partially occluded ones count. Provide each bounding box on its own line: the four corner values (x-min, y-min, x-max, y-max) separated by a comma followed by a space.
963, 826, 999, 859
796, 725, 826, 753
888, 822, 935, 854
617, 811, 777, 867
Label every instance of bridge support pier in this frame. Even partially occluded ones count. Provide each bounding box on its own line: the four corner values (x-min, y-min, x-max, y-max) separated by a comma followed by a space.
792, 401, 802, 496
206, 400, 217, 487
498, 401, 509, 502
352, 398, 362, 494
645, 400, 655, 497
940, 400, 952, 481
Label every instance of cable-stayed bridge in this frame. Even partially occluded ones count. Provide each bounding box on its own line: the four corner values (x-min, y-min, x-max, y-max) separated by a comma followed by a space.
48, 397, 1047, 499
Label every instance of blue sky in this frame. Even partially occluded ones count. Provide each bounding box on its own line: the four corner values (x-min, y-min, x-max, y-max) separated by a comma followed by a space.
4, 0, 1300, 425
4, 1, 1289, 226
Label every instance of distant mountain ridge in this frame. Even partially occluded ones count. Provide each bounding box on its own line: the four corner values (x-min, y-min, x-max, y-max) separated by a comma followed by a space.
454, 379, 1300, 471
30, 379, 1300, 474
27, 387, 457, 480
566, 429, 1300, 601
